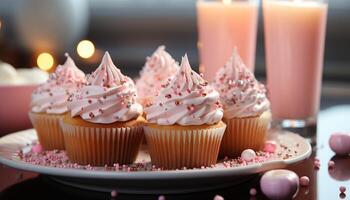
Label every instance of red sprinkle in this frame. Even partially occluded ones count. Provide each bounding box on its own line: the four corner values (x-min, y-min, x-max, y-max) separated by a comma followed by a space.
340, 186, 346, 193
249, 188, 257, 196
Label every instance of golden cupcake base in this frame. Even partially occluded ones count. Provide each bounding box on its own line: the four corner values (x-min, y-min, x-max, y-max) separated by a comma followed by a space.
219, 112, 271, 158
61, 115, 146, 166
28, 112, 65, 150
144, 121, 226, 170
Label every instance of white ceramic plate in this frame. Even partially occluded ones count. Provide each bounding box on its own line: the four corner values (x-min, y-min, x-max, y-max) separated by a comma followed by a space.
0, 129, 311, 194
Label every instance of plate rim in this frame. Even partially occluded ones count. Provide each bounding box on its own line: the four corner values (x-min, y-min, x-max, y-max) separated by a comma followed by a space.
0, 129, 312, 180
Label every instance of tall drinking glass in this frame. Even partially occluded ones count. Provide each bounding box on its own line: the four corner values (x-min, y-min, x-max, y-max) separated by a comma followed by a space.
197, 0, 259, 81
263, 0, 328, 128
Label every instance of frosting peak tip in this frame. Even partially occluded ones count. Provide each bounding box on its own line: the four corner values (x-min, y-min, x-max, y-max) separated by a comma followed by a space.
180, 54, 191, 71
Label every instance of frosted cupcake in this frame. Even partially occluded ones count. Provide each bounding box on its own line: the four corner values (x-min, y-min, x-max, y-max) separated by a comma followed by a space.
136, 46, 179, 107
213, 48, 270, 157
61, 52, 145, 166
29, 54, 86, 150
144, 55, 226, 169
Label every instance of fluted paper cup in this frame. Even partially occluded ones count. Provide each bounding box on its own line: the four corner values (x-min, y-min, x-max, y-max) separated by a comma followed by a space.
144, 122, 226, 170
61, 119, 144, 166
28, 112, 65, 150
219, 111, 271, 158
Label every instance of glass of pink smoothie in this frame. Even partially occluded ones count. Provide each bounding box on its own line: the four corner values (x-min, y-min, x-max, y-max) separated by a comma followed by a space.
263, 0, 328, 128
197, 0, 259, 81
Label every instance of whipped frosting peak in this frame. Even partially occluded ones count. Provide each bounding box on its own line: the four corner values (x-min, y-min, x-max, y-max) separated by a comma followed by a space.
31, 54, 86, 114
69, 52, 142, 124
213, 48, 270, 118
135, 46, 179, 106
144, 54, 223, 126
88, 52, 126, 87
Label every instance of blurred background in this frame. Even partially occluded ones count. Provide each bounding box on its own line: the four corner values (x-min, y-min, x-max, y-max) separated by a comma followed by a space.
0, 0, 349, 80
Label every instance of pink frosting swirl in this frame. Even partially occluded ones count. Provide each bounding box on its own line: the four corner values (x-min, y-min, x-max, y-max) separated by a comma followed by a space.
135, 46, 179, 106
68, 52, 142, 124
144, 55, 223, 126
31, 54, 86, 114
213, 48, 270, 118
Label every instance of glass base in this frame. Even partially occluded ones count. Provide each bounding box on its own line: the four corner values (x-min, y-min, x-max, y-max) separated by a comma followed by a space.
272, 117, 317, 146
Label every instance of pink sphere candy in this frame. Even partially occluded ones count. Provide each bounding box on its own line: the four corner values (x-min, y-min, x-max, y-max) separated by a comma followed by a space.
31, 144, 43, 153
263, 140, 277, 153
340, 186, 346, 193
328, 160, 335, 168
299, 176, 310, 186
158, 195, 166, 200
249, 188, 257, 196
213, 195, 224, 200
110, 190, 118, 197
260, 169, 299, 200
241, 149, 256, 162
329, 133, 350, 155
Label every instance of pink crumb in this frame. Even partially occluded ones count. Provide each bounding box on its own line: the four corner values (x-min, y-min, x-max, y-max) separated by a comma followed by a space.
31, 144, 43, 153
249, 188, 257, 196
340, 186, 346, 193
263, 141, 277, 153
110, 190, 118, 197
328, 161, 335, 168
299, 176, 310, 186
213, 195, 224, 200
313, 160, 320, 169
158, 195, 165, 200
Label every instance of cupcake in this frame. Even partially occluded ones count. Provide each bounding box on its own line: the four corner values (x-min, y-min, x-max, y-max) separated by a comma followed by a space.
136, 45, 179, 107
29, 54, 85, 150
143, 55, 226, 170
61, 52, 145, 166
213, 48, 270, 158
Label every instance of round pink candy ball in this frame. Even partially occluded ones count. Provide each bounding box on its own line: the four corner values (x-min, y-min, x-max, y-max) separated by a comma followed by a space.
340, 186, 346, 193
263, 140, 277, 153
249, 188, 257, 196
213, 195, 224, 200
241, 149, 256, 162
31, 144, 43, 153
329, 132, 350, 155
110, 190, 118, 197
299, 176, 310, 186
260, 169, 299, 200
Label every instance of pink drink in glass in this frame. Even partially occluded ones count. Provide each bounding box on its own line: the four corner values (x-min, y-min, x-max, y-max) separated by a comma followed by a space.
197, 0, 259, 81
263, 0, 328, 123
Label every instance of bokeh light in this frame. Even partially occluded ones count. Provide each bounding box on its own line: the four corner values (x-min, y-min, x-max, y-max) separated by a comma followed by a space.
77, 40, 95, 59
37, 53, 54, 71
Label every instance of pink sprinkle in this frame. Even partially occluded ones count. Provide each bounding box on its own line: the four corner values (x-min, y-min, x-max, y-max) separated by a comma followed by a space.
158, 195, 165, 200
299, 176, 310, 186
263, 141, 277, 153
328, 160, 335, 168
213, 195, 224, 200
111, 190, 118, 197
313, 160, 320, 169
340, 186, 346, 193
249, 188, 257, 196
31, 144, 43, 153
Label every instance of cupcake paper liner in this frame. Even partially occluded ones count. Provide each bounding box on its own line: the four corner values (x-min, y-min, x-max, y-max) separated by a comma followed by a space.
144, 124, 226, 170
28, 112, 65, 150
61, 123, 144, 166
219, 112, 270, 158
